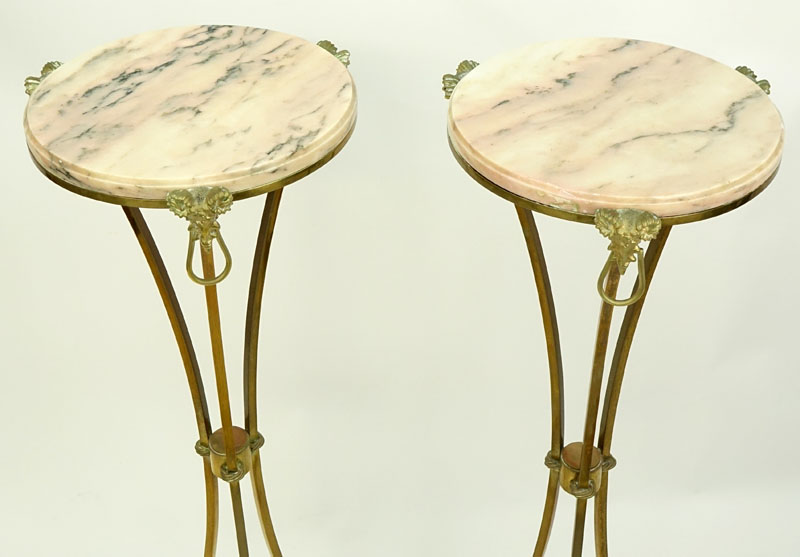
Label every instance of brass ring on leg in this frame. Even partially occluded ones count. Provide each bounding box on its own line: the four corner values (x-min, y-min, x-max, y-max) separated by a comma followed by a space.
568, 479, 597, 500
220, 459, 247, 483
186, 232, 233, 286
596, 252, 647, 307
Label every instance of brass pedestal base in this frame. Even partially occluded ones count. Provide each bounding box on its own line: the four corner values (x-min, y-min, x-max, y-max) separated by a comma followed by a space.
124, 190, 286, 557
517, 207, 672, 557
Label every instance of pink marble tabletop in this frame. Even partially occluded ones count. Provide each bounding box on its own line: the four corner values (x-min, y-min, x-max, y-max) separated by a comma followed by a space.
447, 38, 783, 218
24, 25, 357, 205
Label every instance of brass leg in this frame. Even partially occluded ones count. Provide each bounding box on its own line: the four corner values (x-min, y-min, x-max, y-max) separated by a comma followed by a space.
202, 459, 220, 557
122, 207, 220, 556
516, 207, 669, 557
244, 190, 284, 556
593, 476, 609, 557
230, 482, 250, 556
597, 226, 671, 455
571, 499, 589, 557
516, 208, 565, 557
127, 191, 291, 556
532, 471, 561, 557
244, 189, 283, 435
571, 266, 620, 557
252, 452, 283, 555
200, 247, 249, 556
594, 226, 671, 557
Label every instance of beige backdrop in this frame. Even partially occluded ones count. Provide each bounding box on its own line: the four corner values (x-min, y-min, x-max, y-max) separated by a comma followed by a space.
1, 0, 798, 555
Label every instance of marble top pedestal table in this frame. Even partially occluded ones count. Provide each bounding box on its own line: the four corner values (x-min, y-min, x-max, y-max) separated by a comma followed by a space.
23, 25, 357, 556
442, 38, 783, 556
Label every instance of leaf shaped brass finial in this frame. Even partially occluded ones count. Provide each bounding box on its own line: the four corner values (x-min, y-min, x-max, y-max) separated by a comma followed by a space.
736, 65, 770, 94
317, 40, 350, 67
167, 186, 233, 250
442, 60, 479, 99
167, 186, 234, 285
24, 61, 62, 96
595, 209, 661, 274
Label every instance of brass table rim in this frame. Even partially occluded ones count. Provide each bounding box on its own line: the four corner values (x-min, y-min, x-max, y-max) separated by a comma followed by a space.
28, 119, 356, 209
448, 136, 778, 226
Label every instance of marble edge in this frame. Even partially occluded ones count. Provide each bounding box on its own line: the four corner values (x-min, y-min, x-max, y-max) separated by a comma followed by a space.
446, 102, 784, 217
449, 133, 780, 226
24, 87, 357, 202
447, 118, 784, 218
26, 103, 357, 205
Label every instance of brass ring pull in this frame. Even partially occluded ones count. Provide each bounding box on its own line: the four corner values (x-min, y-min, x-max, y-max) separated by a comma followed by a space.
249, 433, 265, 451
167, 186, 234, 286
568, 479, 597, 500
220, 458, 246, 483
186, 230, 232, 286
594, 208, 661, 307
544, 451, 562, 471
194, 440, 211, 457
597, 250, 647, 307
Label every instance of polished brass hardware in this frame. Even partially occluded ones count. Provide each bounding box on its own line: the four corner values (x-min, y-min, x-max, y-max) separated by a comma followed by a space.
208, 427, 252, 483
317, 40, 350, 66
24, 61, 61, 95
167, 186, 233, 285
544, 451, 562, 471
595, 208, 661, 307
442, 60, 479, 99
559, 443, 604, 500
736, 65, 770, 94
249, 433, 265, 451
195, 440, 211, 457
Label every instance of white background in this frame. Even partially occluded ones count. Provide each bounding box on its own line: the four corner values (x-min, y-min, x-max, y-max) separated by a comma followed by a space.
1, 0, 798, 555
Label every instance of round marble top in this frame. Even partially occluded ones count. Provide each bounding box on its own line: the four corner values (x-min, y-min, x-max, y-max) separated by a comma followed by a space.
447, 38, 784, 219
24, 25, 357, 206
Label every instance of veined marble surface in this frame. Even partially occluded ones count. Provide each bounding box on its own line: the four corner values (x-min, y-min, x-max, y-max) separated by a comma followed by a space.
25, 25, 357, 204
447, 38, 784, 218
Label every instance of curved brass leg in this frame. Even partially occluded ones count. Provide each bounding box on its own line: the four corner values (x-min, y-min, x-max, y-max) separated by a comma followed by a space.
122, 207, 220, 555
516, 208, 565, 557
593, 477, 609, 557
230, 481, 250, 556
571, 266, 620, 557
252, 451, 283, 556
598, 226, 671, 453
594, 226, 671, 557
532, 471, 561, 557
244, 190, 283, 436
571, 498, 589, 557
200, 247, 250, 555
203, 459, 220, 557
244, 190, 284, 555
515, 207, 670, 556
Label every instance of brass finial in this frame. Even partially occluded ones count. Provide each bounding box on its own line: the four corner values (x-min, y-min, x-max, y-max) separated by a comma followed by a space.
167, 186, 234, 285
594, 208, 662, 307
736, 65, 770, 94
317, 40, 350, 67
442, 60, 479, 99
595, 209, 661, 274
24, 61, 62, 96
